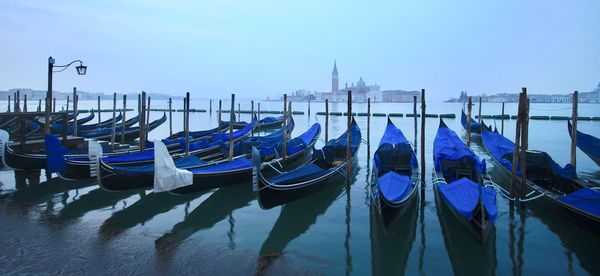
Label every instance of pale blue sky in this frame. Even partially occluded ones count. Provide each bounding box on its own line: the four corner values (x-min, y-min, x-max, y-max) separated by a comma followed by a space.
1, 0, 599, 100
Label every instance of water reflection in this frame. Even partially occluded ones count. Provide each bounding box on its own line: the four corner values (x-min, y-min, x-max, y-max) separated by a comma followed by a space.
369, 196, 417, 275
100, 190, 209, 238
56, 188, 139, 221
435, 189, 497, 275
154, 183, 254, 251
257, 181, 346, 275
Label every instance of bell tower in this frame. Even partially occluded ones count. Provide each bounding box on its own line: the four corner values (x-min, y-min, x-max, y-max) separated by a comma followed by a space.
332, 60, 339, 93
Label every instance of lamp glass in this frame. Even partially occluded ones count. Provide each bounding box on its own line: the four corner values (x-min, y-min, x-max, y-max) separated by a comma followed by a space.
76, 65, 87, 75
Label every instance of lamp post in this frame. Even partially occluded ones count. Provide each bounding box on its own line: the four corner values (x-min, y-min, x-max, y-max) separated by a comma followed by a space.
45, 56, 87, 133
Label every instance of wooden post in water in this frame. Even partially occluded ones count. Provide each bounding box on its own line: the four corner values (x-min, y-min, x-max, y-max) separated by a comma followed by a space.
185, 92, 191, 156
237, 103, 241, 123
367, 97, 371, 160
97, 96, 101, 123
257, 102, 261, 133
325, 99, 329, 142
61, 112, 68, 142
110, 93, 117, 148
7, 95, 10, 112
346, 91, 352, 174
218, 100, 222, 130
53, 98, 56, 112
520, 88, 529, 199
66, 96, 70, 113
228, 94, 235, 161
168, 98, 173, 136
121, 95, 126, 143
16, 91, 20, 112
73, 87, 78, 136
251, 100, 254, 137
282, 94, 288, 163
571, 91, 578, 168
209, 99, 212, 114
510, 92, 524, 197
501, 102, 505, 135
145, 97, 151, 143
38, 99, 41, 112
308, 99, 311, 117
478, 97, 483, 132
466, 96, 473, 148
413, 95, 417, 153
139, 92, 146, 151
23, 94, 27, 112
137, 94, 141, 114
420, 89, 426, 194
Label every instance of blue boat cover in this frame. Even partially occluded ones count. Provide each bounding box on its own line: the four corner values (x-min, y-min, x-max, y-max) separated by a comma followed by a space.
269, 163, 329, 185
188, 157, 252, 174
187, 119, 255, 152
285, 123, 320, 156
439, 177, 480, 221
102, 149, 155, 164
378, 172, 412, 203
461, 110, 488, 133
45, 134, 67, 173
481, 130, 576, 180
482, 186, 498, 223
260, 116, 284, 124
558, 188, 600, 218
113, 156, 206, 175
434, 123, 486, 173
322, 119, 361, 163
374, 119, 418, 175
573, 125, 600, 164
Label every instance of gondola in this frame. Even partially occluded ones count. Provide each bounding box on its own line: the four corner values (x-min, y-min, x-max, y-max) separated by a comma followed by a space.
97, 119, 276, 191
224, 115, 284, 130
370, 118, 419, 227
461, 109, 491, 133
168, 122, 320, 195
481, 127, 600, 229
568, 120, 600, 167
79, 112, 166, 141
256, 117, 361, 209
433, 119, 497, 243
50, 111, 96, 133
2, 114, 165, 171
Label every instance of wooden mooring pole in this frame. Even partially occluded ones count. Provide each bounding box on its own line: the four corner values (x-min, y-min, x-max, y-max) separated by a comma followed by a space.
466, 96, 473, 148
37, 99, 41, 112
218, 100, 222, 130
168, 97, 173, 136
23, 94, 27, 112
185, 92, 191, 156
97, 96, 101, 123
145, 97, 151, 143
257, 102, 261, 133
73, 87, 78, 136
121, 95, 126, 143
53, 98, 56, 113
571, 91, 578, 168
209, 99, 213, 114
420, 89, 426, 195
325, 99, 329, 142
110, 93, 117, 148
308, 99, 311, 117
66, 96, 69, 112
7, 95, 10, 112
346, 90, 352, 175
413, 95, 417, 153
367, 97, 371, 161
282, 94, 288, 163
237, 103, 241, 123
520, 88, 529, 200
510, 91, 524, 198
139, 92, 146, 151
228, 94, 235, 161
16, 91, 20, 112
251, 100, 254, 137
478, 97, 483, 132
501, 102, 505, 135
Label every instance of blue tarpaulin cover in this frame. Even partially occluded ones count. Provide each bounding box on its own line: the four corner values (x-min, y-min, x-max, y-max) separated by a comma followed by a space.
558, 188, 600, 218
269, 163, 328, 185
322, 119, 361, 163
571, 122, 600, 165
113, 156, 206, 175
482, 186, 498, 223
461, 110, 488, 133
378, 172, 412, 202
188, 157, 252, 174
260, 116, 284, 124
45, 134, 67, 173
434, 123, 486, 174
374, 119, 418, 175
482, 130, 576, 180
439, 177, 480, 221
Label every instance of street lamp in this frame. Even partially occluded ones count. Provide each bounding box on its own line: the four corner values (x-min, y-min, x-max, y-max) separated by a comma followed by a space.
45, 56, 87, 133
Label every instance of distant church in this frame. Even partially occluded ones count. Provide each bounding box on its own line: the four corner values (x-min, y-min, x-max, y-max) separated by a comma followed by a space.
317, 61, 381, 102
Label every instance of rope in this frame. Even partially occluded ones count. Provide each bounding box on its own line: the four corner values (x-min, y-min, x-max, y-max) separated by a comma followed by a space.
519, 192, 546, 202
266, 163, 284, 175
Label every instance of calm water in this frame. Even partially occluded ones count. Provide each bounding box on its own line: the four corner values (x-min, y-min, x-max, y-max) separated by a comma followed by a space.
0, 99, 599, 275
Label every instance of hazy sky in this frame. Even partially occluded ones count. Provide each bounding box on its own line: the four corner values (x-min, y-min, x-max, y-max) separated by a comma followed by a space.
1, 0, 599, 100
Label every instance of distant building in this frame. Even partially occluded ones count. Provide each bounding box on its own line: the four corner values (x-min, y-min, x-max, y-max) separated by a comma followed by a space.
332, 61, 339, 93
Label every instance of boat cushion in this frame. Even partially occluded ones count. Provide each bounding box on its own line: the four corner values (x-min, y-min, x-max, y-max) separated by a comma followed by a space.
558, 188, 600, 218
438, 177, 480, 221
378, 171, 412, 203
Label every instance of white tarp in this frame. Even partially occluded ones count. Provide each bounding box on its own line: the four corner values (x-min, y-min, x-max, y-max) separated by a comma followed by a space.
88, 140, 104, 178
153, 140, 193, 192
0, 129, 9, 168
